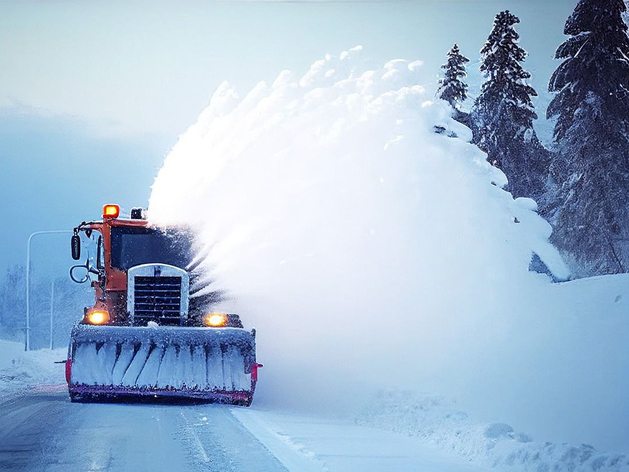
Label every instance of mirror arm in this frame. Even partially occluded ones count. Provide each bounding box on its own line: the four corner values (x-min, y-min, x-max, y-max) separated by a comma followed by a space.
69, 264, 90, 284
84, 257, 99, 275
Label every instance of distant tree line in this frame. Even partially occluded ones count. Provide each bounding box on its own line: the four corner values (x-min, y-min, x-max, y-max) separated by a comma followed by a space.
436, 0, 629, 278
0, 264, 90, 347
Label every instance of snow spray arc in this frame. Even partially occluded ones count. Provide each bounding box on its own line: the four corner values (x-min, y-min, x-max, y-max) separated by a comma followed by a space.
148, 46, 568, 411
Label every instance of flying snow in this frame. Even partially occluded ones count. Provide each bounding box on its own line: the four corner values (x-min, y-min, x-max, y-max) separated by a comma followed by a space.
145, 47, 617, 439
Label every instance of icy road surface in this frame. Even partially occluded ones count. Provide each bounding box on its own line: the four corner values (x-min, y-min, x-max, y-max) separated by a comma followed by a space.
0, 390, 491, 472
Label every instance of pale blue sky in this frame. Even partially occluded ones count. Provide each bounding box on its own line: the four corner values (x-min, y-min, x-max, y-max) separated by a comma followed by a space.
0, 0, 575, 135
0, 0, 576, 275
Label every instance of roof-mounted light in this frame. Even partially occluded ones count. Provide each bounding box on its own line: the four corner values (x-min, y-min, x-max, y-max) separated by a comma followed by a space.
103, 204, 120, 219
130, 207, 146, 220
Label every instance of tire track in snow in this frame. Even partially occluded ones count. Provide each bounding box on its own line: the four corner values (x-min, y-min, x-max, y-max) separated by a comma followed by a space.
180, 405, 289, 472
180, 411, 211, 464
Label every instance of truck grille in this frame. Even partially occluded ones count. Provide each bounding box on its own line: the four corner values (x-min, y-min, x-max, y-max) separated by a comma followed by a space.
127, 264, 189, 327
133, 276, 182, 325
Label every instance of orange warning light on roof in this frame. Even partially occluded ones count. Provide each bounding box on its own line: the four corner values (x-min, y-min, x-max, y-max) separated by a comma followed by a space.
103, 204, 120, 219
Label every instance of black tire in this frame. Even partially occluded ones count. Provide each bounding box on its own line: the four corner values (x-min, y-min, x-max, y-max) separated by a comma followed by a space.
69, 392, 83, 403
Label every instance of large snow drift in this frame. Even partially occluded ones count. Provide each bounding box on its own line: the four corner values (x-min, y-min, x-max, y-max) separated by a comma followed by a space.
357, 274, 629, 470
148, 48, 626, 453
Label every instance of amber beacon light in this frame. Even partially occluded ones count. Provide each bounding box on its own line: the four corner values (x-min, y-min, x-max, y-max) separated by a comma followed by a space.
103, 204, 120, 219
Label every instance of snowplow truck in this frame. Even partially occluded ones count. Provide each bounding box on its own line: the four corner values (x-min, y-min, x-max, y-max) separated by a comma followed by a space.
65, 204, 260, 405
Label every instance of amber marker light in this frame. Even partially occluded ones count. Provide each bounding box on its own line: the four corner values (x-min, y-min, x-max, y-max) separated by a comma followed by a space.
103, 204, 120, 219
204, 313, 228, 327
86, 310, 110, 325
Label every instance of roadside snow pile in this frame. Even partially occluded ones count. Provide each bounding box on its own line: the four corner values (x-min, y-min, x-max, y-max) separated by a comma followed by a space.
357, 274, 629, 467
0, 339, 66, 397
148, 46, 626, 455
357, 389, 629, 472
232, 407, 493, 472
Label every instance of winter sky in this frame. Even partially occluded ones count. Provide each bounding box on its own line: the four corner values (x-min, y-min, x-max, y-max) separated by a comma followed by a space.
0, 0, 576, 276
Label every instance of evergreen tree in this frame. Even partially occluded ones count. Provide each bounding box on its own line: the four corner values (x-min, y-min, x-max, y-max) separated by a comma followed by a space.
437, 44, 469, 109
472, 10, 549, 200
547, 0, 629, 275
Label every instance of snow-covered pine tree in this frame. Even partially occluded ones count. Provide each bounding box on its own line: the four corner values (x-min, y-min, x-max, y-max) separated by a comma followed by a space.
436, 44, 471, 129
437, 44, 469, 109
472, 10, 549, 200
547, 0, 629, 276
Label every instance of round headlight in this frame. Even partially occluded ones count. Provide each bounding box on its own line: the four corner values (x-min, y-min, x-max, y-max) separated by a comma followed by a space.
204, 313, 228, 327
86, 310, 109, 325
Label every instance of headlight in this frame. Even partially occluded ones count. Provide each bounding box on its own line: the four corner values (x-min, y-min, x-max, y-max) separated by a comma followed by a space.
86, 310, 109, 325
204, 313, 227, 327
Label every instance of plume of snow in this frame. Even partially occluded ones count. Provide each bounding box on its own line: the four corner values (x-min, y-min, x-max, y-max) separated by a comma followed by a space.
149, 47, 570, 415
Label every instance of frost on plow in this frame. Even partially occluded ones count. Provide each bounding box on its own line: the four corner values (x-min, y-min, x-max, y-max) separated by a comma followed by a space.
68, 326, 255, 402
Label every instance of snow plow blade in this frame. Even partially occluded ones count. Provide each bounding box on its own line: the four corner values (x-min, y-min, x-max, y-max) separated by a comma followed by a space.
66, 325, 258, 406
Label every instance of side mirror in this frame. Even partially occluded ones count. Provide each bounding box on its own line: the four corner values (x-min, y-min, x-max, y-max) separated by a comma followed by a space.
71, 233, 81, 260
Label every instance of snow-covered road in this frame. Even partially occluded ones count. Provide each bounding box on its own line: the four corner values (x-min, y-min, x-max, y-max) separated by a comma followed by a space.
0, 391, 287, 472
0, 389, 491, 472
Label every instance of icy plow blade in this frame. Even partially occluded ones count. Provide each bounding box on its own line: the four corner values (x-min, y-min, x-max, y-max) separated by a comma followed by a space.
67, 325, 257, 405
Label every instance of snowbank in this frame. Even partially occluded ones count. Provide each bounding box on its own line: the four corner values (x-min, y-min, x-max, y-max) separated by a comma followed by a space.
0, 339, 66, 398
452, 273, 629, 453
232, 407, 489, 472
357, 274, 629, 467
357, 389, 629, 472
147, 47, 624, 456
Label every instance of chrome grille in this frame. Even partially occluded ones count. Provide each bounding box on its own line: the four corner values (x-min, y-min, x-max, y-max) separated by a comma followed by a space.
127, 264, 189, 326
133, 276, 182, 325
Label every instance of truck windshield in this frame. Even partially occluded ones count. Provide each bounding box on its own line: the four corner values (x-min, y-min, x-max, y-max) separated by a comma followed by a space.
110, 227, 194, 271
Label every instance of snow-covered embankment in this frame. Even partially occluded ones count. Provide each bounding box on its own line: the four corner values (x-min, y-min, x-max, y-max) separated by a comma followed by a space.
0, 339, 66, 397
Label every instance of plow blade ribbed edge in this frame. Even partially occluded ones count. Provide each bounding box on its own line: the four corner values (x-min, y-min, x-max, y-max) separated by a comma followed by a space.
67, 325, 256, 405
